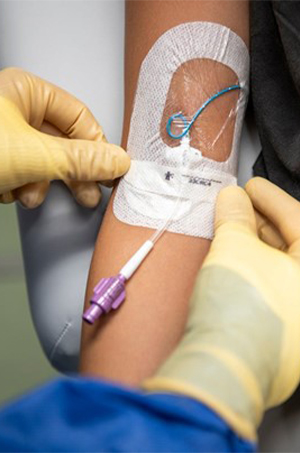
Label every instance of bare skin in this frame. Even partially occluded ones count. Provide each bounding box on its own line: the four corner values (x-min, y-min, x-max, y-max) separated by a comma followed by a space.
80, 0, 249, 385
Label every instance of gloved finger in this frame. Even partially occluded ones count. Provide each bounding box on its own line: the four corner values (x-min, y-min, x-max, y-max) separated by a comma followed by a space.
64, 180, 102, 208
8, 69, 106, 142
43, 88, 107, 141
215, 185, 257, 235
246, 177, 300, 247
255, 209, 287, 251
39, 121, 103, 207
40, 132, 130, 182
15, 181, 50, 208
0, 191, 15, 204
38, 121, 105, 208
40, 106, 109, 206
39, 120, 64, 137
37, 93, 109, 205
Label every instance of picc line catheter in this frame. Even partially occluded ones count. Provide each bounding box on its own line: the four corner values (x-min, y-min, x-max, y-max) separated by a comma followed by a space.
83, 84, 241, 324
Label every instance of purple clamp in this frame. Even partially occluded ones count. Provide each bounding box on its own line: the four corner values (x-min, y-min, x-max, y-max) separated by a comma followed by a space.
82, 239, 154, 325
83, 274, 127, 324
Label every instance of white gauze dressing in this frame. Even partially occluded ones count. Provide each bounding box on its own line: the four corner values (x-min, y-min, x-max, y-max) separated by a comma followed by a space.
114, 22, 249, 239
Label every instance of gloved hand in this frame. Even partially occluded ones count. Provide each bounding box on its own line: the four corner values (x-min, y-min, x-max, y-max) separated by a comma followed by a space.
143, 177, 300, 442
0, 67, 130, 208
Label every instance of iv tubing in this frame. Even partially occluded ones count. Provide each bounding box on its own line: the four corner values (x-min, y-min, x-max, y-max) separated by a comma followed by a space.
166, 84, 241, 140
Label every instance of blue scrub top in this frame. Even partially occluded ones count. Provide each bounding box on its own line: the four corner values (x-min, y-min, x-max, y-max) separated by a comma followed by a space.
0, 376, 256, 452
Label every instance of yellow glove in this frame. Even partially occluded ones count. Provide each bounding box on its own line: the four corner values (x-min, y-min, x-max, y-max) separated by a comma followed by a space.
143, 177, 300, 442
0, 67, 130, 208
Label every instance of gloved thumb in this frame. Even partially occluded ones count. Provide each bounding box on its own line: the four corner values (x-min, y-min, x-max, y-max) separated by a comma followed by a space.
246, 177, 300, 248
39, 132, 130, 182
215, 185, 257, 235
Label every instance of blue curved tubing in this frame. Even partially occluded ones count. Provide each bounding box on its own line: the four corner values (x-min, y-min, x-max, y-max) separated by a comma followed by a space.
166, 84, 241, 140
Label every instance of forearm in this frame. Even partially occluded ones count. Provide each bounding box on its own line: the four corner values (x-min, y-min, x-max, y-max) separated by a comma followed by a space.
80, 0, 249, 385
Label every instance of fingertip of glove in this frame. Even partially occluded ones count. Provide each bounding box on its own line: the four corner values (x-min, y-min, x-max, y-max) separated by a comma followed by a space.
0, 191, 15, 204
75, 187, 102, 208
18, 192, 44, 209
108, 144, 131, 177
215, 185, 256, 233
245, 177, 266, 198
120, 151, 131, 175
217, 185, 246, 205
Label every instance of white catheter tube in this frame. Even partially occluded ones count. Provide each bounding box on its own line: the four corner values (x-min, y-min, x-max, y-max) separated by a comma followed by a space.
120, 240, 154, 280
